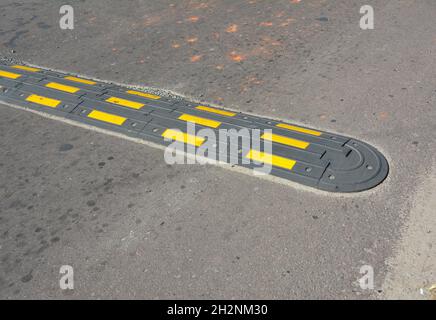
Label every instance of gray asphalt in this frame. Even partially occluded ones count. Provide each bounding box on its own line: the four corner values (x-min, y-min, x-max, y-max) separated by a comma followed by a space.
0, 0, 435, 299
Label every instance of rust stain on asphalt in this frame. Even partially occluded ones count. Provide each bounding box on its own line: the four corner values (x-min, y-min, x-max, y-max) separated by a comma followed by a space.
226, 24, 238, 33
190, 54, 203, 62
281, 18, 296, 26
143, 15, 161, 27
259, 21, 273, 27
228, 51, 246, 62
187, 36, 198, 44
191, 2, 209, 10
187, 16, 200, 23
378, 111, 389, 120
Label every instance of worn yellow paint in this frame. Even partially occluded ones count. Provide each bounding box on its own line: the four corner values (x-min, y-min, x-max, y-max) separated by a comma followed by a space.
126, 90, 160, 100
64, 76, 96, 85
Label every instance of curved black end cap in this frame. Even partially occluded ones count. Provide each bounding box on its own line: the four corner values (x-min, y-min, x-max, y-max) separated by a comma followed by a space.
317, 139, 389, 193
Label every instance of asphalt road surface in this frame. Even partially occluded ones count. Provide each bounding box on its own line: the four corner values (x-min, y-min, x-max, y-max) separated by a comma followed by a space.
0, 0, 435, 299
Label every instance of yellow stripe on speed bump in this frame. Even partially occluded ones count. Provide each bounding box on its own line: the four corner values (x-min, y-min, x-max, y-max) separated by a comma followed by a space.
46, 82, 80, 94
178, 114, 221, 128
64, 76, 96, 85
87, 110, 126, 126
12, 65, 41, 72
195, 105, 236, 117
106, 96, 145, 110
276, 123, 322, 136
162, 129, 205, 147
246, 149, 296, 171
261, 132, 310, 150
0, 70, 21, 79
126, 90, 160, 100
26, 94, 61, 108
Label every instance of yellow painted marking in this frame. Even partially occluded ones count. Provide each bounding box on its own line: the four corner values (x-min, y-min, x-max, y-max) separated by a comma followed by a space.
0, 70, 21, 79
26, 94, 61, 108
195, 105, 236, 117
11, 65, 40, 72
87, 110, 126, 126
161, 129, 205, 147
261, 132, 310, 150
126, 90, 160, 100
45, 82, 80, 94
276, 123, 322, 136
246, 149, 296, 171
178, 114, 221, 128
64, 76, 96, 85
106, 96, 145, 110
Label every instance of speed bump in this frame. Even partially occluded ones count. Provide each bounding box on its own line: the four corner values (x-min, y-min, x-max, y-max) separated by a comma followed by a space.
0, 63, 389, 192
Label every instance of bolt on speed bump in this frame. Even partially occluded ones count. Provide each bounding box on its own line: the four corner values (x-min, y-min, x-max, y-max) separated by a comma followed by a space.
0, 63, 389, 192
